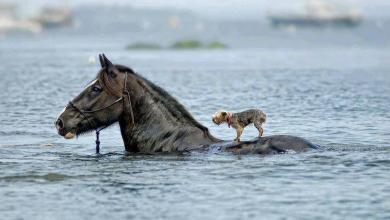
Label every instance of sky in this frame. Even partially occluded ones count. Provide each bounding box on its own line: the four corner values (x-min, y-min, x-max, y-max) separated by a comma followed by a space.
6, 0, 390, 19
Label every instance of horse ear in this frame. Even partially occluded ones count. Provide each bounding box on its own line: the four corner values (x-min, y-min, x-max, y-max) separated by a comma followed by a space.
99, 54, 105, 68
102, 54, 113, 67
101, 54, 118, 79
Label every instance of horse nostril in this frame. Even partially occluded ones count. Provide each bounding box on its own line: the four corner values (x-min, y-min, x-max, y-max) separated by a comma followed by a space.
56, 118, 64, 129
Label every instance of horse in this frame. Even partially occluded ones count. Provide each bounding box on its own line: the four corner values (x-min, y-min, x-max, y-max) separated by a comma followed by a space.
55, 54, 318, 154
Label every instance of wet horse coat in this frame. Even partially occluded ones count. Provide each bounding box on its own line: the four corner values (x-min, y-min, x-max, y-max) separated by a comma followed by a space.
55, 54, 317, 154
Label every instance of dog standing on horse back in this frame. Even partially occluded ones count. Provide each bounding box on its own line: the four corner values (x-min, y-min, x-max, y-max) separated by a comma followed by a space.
212, 109, 266, 142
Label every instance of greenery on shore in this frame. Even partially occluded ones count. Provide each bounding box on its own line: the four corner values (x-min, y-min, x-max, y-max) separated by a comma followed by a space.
126, 40, 228, 50
126, 42, 162, 50
206, 41, 228, 49
170, 40, 203, 49
170, 40, 228, 49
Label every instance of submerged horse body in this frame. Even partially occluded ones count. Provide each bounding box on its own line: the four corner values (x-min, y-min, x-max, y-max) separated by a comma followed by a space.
55, 54, 317, 154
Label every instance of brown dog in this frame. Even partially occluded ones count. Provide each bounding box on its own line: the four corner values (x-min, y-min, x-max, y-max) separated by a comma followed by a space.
212, 109, 266, 142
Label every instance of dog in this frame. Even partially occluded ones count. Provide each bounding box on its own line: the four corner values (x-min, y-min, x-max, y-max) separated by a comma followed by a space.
212, 109, 266, 142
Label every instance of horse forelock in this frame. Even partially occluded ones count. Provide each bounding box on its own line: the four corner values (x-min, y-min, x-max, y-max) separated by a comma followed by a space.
96, 64, 136, 97
97, 72, 119, 97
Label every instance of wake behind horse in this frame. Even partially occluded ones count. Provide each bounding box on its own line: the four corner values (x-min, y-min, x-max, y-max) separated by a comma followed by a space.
55, 54, 317, 154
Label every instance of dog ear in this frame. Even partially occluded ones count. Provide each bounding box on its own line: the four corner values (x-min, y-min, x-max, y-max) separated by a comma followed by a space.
221, 111, 227, 116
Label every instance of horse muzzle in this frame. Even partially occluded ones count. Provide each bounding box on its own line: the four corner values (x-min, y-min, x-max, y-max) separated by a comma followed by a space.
55, 118, 76, 139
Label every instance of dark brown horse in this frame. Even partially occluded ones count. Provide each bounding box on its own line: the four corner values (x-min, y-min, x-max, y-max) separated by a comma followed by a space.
55, 54, 318, 154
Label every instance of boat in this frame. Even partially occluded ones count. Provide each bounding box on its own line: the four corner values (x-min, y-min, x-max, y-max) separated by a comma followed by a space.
268, 0, 362, 28
33, 6, 73, 28
0, 2, 41, 33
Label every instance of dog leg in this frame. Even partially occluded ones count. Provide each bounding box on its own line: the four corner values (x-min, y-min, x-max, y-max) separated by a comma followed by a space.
234, 127, 243, 142
254, 122, 263, 137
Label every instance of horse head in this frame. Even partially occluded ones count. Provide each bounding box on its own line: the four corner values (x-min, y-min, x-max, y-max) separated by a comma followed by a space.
55, 54, 136, 139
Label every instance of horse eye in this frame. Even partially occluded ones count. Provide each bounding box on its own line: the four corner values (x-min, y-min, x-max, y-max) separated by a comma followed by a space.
92, 86, 102, 92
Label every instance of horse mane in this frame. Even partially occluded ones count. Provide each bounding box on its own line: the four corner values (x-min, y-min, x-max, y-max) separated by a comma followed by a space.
115, 64, 135, 74
97, 64, 209, 134
135, 72, 209, 133
127, 66, 209, 133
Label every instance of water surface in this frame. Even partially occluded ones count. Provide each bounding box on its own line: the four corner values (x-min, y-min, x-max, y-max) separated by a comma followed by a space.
1, 17, 390, 220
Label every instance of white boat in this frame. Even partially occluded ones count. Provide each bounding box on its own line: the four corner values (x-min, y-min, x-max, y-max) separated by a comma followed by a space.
33, 6, 73, 28
268, 0, 362, 28
0, 3, 41, 33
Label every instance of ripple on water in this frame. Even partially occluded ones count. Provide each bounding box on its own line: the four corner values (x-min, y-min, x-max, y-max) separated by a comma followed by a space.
0, 172, 71, 183
1, 44, 390, 219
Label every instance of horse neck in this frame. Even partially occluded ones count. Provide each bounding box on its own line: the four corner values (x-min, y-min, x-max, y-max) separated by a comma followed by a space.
119, 78, 217, 152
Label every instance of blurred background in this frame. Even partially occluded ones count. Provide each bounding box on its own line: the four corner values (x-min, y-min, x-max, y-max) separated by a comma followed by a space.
1, 0, 390, 49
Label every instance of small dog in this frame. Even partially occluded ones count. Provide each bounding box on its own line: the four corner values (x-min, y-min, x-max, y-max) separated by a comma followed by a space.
212, 109, 266, 142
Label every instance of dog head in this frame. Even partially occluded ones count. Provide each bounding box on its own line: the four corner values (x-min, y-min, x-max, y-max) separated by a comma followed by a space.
212, 110, 228, 125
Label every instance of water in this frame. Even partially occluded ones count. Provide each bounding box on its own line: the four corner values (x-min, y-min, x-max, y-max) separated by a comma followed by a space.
1, 9, 390, 220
